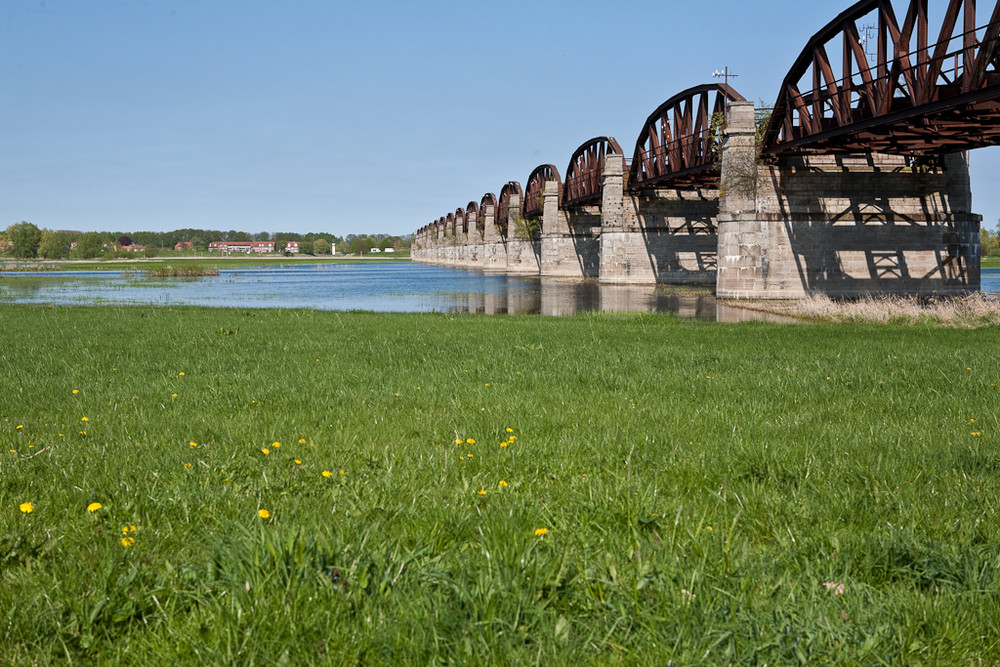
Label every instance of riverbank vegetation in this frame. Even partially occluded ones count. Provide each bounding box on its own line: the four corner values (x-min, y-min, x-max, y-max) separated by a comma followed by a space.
2, 306, 999, 664
0, 255, 410, 273
1, 221, 412, 260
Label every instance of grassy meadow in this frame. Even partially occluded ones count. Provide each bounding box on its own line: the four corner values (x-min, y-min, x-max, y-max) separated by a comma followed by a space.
2, 305, 999, 664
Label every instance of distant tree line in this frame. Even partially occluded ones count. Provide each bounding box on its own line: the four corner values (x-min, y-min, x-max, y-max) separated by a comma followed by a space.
982, 224, 1000, 257
0, 222, 413, 260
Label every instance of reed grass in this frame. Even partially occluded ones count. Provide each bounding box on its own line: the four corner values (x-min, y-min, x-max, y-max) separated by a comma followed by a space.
739, 292, 1000, 328
1, 305, 998, 664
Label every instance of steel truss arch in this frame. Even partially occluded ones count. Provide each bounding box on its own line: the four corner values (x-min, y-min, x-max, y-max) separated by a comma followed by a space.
465, 201, 481, 235
763, 0, 1000, 156
629, 84, 746, 190
563, 137, 623, 207
497, 181, 524, 231
523, 164, 562, 218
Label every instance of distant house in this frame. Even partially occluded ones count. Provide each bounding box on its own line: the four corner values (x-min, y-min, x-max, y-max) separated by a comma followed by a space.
285, 241, 299, 254
122, 243, 145, 252
384, 247, 395, 253
175, 241, 193, 251
370, 247, 382, 253
208, 241, 275, 254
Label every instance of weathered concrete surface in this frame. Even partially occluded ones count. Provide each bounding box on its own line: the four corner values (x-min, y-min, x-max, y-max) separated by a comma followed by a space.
717, 102, 980, 299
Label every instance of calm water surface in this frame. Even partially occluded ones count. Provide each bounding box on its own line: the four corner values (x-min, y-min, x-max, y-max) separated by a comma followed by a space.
1, 263, 997, 321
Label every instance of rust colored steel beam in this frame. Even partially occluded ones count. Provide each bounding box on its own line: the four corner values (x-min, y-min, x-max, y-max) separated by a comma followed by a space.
497, 181, 523, 236
563, 137, 624, 207
629, 84, 746, 191
465, 201, 480, 235
763, 0, 1000, 156
523, 164, 562, 218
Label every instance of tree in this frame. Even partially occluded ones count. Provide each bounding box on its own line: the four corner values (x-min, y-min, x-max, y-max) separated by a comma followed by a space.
190, 237, 207, 252
298, 239, 314, 255
349, 237, 372, 255
6, 221, 42, 259
73, 232, 104, 259
982, 227, 1000, 257
117, 234, 134, 247
313, 238, 331, 255
38, 229, 70, 259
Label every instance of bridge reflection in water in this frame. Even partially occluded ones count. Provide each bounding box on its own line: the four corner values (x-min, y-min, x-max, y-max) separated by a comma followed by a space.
441, 278, 797, 322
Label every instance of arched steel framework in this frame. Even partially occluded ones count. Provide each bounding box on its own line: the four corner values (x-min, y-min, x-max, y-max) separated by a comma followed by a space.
563, 137, 624, 207
466, 201, 481, 234
629, 84, 746, 190
763, 0, 1000, 156
497, 181, 523, 227
523, 164, 562, 218
479, 192, 497, 218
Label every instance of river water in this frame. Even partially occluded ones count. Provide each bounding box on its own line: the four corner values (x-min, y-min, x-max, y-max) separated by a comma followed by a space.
1, 262, 997, 321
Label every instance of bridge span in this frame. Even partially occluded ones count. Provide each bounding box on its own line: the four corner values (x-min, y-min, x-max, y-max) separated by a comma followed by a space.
413, 0, 998, 299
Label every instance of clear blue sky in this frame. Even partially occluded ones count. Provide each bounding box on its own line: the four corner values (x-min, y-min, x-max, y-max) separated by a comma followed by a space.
2, 0, 998, 237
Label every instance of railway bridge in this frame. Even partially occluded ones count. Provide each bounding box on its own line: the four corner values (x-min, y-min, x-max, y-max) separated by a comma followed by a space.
413, 0, 1000, 298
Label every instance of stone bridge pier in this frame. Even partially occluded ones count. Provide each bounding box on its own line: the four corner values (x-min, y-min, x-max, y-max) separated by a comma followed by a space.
717, 101, 980, 299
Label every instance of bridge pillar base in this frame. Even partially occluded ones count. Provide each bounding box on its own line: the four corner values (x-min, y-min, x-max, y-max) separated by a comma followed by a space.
718, 103, 980, 299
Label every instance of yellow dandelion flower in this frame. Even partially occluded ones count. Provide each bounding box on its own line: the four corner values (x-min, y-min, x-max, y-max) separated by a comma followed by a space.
498, 480, 508, 487
506, 428, 513, 433
322, 470, 332, 478
121, 536, 135, 547
500, 442, 509, 448
87, 502, 102, 512
81, 416, 89, 422
455, 439, 462, 445
79, 431, 86, 436
272, 441, 281, 448
466, 438, 475, 444
534, 528, 548, 537
261, 448, 270, 455
16, 425, 23, 430
258, 509, 270, 519
189, 441, 198, 447
19, 502, 33, 514
477, 490, 487, 496
467, 453, 474, 458
185, 462, 192, 468
706, 525, 713, 532
72, 389, 79, 394
8, 449, 15, 454
172, 393, 178, 398
179, 372, 185, 376
339, 469, 345, 475
298, 438, 306, 444
294, 459, 302, 465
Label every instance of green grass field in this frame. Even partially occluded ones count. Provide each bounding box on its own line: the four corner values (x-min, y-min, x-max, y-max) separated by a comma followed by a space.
2, 306, 999, 664
982, 256, 1000, 269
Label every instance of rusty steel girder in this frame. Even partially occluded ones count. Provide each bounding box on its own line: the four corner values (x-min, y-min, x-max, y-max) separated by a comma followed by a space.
630, 84, 746, 190
497, 181, 523, 236
763, 0, 1000, 156
465, 201, 479, 235
479, 192, 497, 221
563, 137, 624, 207
523, 164, 562, 219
